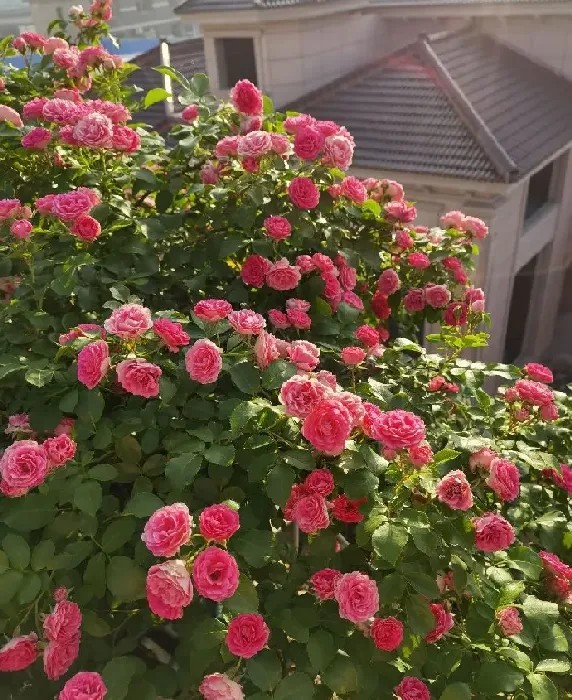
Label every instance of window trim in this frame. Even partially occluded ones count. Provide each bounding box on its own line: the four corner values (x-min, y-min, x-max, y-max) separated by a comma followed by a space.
205, 30, 265, 94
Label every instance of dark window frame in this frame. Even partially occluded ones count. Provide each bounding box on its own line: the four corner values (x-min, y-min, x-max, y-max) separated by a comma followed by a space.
524, 161, 555, 222
215, 37, 258, 90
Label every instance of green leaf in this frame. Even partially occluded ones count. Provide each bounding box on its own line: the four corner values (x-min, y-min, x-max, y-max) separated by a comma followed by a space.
76, 389, 105, 424
107, 556, 146, 602
25, 367, 54, 387
498, 647, 533, 672
508, 547, 542, 580
230, 362, 261, 394
225, 574, 259, 613
372, 522, 408, 566
2, 533, 30, 570
102, 518, 138, 553
165, 453, 202, 489
266, 464, 295, 506
204, 444, 235, 466
17, 572, 42, 604
144, 87, 170, 108
307, 629, 336, 672
102, 655, 146, 700
31, 540, 55, 571
59, 388, 78, 412
0, 570, 24, 604
527, 673, 558, 700
247, 650, 282, 691
190, 72, 209, 96
261, 360, 297, 390
233, 530, 273, 568
116, 435, 142, 464
538, 624, 568, 652
124, 492, 163, 518
88, 464, 118, 481
522, 595, 559, 622
432, 448, 460, 466
83, 609, 111, 637
440, 683, 471, 700
153, 65, 191, 89
476, 662, 524, 694
4, 494, 56, 531
74, 480, 103, 517
230, 400, 266, 434
84, 552, 107, 598
274, 672, 315, 700
262, 94, 274, 115
322, 657, 358, 695
283, 450, 315, 471
0, 551, 7, 574
406, 594, 435, 636
535, 658, 570, 673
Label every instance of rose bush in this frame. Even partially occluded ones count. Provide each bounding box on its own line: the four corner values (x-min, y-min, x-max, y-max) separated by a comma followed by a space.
0, 4, 572, 699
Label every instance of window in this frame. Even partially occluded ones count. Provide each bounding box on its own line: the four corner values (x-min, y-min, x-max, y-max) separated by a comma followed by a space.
524, 161, 554, 221
215, 38, 257, 89
503, 253, 539, 363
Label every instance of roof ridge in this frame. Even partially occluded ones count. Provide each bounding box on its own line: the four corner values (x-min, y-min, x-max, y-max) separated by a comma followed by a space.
419, 34, 519, 182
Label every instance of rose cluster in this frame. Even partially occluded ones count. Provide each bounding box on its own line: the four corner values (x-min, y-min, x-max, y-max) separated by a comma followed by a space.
502, 364, 559, 423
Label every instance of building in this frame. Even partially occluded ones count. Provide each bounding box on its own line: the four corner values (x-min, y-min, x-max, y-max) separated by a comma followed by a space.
0, 0, 34, 38
30, 0, 197, 41
134, 0, 572, 366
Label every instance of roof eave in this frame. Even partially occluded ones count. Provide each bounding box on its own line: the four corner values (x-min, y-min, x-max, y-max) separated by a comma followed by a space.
175, 0, 371, 23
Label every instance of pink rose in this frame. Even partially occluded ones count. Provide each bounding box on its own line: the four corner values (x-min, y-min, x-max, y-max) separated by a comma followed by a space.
474, 513, 515, 552
441, 210, 464, 228
486, 458, 519, 502
496, 607, 523, 637
146, 559, 193, 620
33, 193, 54, 214
284, 113, 315, 133
215, 136, 240, 158
324, 133, 354, 170
230, 79, 263, 116
59, 125, 79, 146
436, 470, 473, 510
293, 125, 325, 160
43, 600, 82, 643
286, 308, 311, 330
254, 330, 280, 370
43, 635, 80, 680
288, 300, 311, 314
116, 358, 162, 398
425, 284, 451, 309
268, 309, 290, 329
377, 269, 401, 297
43, 99, 81, 126
240, 255, 272, 288
425, 602, 454, 643
304, 468, 335, 496
60, 323, 105, 346
0, 198, 23, 221
0, 633, 38, 672
150, 319, 189, 353
58, 671, 107, 700
384, 200, 417, 223
199, 673, 244, 700
406, 251, 430, 268
201, 162, 219, 185
288, 177, 320, 209
73, 113, 113, 148
23, 97, 48, 120
462, 215, 488, 239
288, 339, 320, 371
302, 398, 352, 456
322, 272, 342, 311
226, 614, 269, 658
0, 105, 24, 128
292, 493, 329, 533
514, 408, 530, 422
371, 617, 403, 651
515, 379, 554, 406
316, 370, 337, 390
443, 302, 468, 327
469, 447, 497, 471
270, 133, 291, 155
240, 116, 262, 135
199, 504, 240, 543
395, 229, 414, 249
142, 503, 192, 557
43, 434, 76, 470
112, 125, 140, 152
310, 568, 342, 600
77, 340, 110, 389
540, 402, 559, 421
185, 338, 223, 384
237, 130, 272, 158
10, 220, 33, 239
104, 303, 152, 339
342, 290, 364, 310
335, 571, 379, 623
408, 442, 433, 467
21, 126, 52, 149
44, 36, 69, 54
336, 392, 365, 429
540, 551, 572, 578
361, 402, 384, 439
524, 362, 553, 384
4, 414, 33, 436
182, 104, 199, 122
264, 215, 291, 240
52, 188, 100, 221
266, 258, 301, 291
374, 409, 426, 450
279, 375, 330, 418
403, 289, 426, 313
340, 176, 367, 204
395, 677, 430, 700
355, 324, 379, 348
53, 47, 80, 69
331, 494, 366, 523
296, 254, 316, 274
228, 309, 266, 335
193, 299, 232, 323
193, 546, 239, 601
341, 346, 366, 365
0, 440, 49, 494
70, 215, 101, 242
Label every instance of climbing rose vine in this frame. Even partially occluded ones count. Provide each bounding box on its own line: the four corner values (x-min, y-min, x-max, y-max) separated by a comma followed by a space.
0, 4, 572, 699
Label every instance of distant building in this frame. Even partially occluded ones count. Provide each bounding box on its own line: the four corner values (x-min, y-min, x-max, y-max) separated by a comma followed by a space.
0, 0, 34, 38
29, 0, 198, 41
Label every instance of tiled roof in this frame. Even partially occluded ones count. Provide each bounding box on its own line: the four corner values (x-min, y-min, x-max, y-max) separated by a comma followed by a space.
290, 30, 572, 182
128, 38, 206, 129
